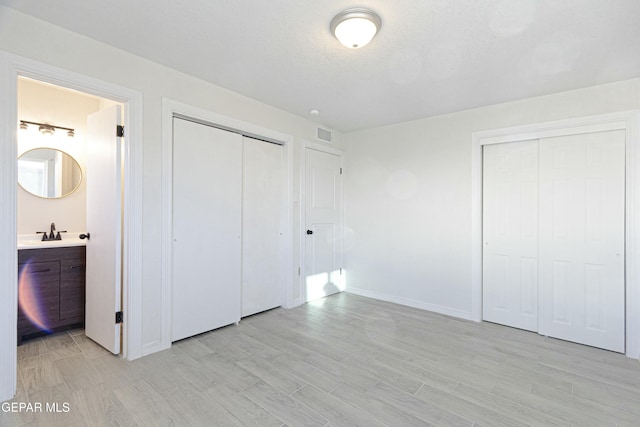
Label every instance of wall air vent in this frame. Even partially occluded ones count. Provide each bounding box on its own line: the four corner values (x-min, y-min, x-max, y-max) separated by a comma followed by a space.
316, 126, 333, 143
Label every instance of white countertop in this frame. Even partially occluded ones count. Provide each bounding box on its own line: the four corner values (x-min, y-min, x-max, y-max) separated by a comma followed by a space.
17, 233, 87, 250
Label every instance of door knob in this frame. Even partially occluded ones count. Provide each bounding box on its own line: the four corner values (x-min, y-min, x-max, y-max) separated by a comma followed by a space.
306, 230, 313, 235
79, 233, 91, 240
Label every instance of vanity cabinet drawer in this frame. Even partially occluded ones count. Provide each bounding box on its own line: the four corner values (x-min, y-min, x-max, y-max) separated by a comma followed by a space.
19, 245, 85, 263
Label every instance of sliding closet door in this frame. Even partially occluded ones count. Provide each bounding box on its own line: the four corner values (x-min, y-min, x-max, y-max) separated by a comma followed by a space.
483, 140, 539, 332
241, 137, 284, 317
172, 118, 242, 342
538, 130, 625, 352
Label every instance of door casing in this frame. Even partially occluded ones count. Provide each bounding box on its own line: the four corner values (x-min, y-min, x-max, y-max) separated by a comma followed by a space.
0, 52, 144, 402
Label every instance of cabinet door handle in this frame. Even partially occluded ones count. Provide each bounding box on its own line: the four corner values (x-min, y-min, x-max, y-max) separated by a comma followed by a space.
69, 265, 83, 269
30, 268, 51, 273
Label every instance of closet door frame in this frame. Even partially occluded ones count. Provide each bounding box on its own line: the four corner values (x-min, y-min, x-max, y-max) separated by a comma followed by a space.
160, 98, 294, 353
471, 110, 640, 358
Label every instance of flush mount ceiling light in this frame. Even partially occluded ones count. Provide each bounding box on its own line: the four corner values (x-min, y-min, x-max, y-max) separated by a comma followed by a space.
330, 8, 382, 49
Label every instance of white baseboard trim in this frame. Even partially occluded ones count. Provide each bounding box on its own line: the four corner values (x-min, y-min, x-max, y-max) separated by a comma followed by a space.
142, 340, 170, 357
345, 287, 475, 322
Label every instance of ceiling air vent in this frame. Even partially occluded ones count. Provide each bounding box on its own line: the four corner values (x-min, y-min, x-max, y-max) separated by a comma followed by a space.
316, 126, 333, 143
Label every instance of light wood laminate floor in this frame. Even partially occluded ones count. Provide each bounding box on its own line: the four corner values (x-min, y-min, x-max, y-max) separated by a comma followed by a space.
2, 293, 640, 426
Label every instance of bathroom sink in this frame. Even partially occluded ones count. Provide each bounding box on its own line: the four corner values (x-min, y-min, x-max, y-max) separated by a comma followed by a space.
17, 234, 86, 249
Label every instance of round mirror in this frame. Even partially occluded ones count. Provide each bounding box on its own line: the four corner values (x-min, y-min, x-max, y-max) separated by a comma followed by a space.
18, 148, 82, 198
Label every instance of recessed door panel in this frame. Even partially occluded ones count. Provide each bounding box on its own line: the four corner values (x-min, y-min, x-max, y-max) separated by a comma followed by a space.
519, 257, 537, 316
551, 260, 571, 324
493, 254, 509, 311
584, 263, 605, 332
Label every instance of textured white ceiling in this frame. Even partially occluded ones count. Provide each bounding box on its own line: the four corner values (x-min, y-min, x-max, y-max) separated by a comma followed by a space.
1, 0, 639, 132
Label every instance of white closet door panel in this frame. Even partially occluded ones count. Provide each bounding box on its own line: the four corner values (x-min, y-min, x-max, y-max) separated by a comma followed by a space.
241, 137, 284, 317
483, 140, 539, 332
172, 118, 242, 342
539, 130, 625, 352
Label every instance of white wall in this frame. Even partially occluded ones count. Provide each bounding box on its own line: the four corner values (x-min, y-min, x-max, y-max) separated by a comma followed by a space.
344, 78, 640, 319
17, 78, 101, 235
0, 5, 340, 372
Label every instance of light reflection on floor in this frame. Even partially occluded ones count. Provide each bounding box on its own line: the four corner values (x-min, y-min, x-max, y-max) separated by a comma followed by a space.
305, 269, 346, 302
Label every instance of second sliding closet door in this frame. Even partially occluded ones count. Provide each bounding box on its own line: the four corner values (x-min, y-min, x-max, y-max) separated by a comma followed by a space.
241, 137, 284, 317
172, 118, 242, 342
538, 130, 625, 353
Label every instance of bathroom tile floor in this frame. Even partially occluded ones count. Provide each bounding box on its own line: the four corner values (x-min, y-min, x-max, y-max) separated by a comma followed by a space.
2, 293, 640, 426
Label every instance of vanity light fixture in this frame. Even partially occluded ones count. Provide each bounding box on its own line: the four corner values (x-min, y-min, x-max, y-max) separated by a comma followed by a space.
38, 124, 55, 136
330, 8, 382, 49
19, 120, 75, 137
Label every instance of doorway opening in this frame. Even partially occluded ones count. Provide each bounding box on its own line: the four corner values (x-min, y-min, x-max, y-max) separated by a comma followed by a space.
16, 77, 125, 354
0, 53, 143, 402
301, 143, 345, 303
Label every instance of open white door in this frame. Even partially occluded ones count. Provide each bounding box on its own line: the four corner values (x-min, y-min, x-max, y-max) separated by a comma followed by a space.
304, 148, 343, 302
85, 105, 122, 354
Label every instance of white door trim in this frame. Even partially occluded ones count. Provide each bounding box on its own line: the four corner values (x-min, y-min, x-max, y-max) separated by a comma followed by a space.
160, 98, 294, 352
299, 140, 345, 304
0, 52, 144, 401
471, 110, 640, 358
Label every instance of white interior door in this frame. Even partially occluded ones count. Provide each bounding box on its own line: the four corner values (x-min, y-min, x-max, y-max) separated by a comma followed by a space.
483, 140, 539, 332
304, 148, 343, 302
172, 118, 242, 342
85, 105, 122, 354
241, 137, 284, 317
538, 130, 625, 352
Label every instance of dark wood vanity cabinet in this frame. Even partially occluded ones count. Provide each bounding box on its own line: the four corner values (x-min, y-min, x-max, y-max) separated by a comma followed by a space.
17, 246, 86, 344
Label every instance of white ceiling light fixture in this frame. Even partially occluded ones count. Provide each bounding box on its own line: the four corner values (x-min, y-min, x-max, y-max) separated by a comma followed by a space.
330, 8, 382, 49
